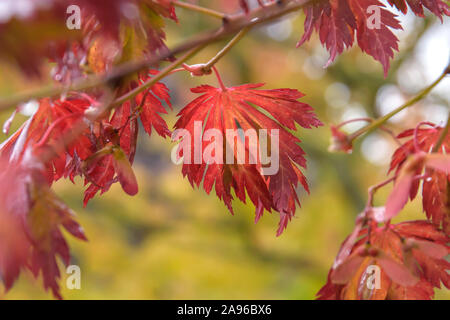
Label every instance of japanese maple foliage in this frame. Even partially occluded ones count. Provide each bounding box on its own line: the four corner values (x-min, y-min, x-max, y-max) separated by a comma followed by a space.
319, 123, 450, 299
0, 71, 172, 297
0, 156, 87, 299
298, 0, 449, 76
174, 82, 322, 236
0, 0, 448, 300
387, 0, 450, 17
0, 0, 177, 77
318, 220, 449, 300
388, 126, 450, 233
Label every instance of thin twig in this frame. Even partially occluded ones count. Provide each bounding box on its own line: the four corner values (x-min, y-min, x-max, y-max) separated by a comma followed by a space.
203, 27, 250, 71
172, 0, 226, 19
0, 0, 314, 112
113, 45, 206, 107
348, 66, 449, 143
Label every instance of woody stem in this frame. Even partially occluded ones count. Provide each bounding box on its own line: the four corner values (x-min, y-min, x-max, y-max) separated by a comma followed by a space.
0, 0, 315, 111
203, 27, 250, 71
366, 177, 395, 208
172, 0, 226, 19
113, 45, 206, 107
348, 67, 449, 143
212, 66, 227, 91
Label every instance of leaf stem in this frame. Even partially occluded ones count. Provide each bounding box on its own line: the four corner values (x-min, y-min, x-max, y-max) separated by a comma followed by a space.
348, 67, 449, 143
413, 121, 436, 152
366, 177, 395, 208
203, 27, 250, 71
212, 66, 227, 91
172, 0, 226, 20
337, 117, 401, 145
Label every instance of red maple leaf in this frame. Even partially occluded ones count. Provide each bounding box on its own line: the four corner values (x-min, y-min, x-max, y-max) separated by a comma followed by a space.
298, 0, 403, 76
82, 70, 171, 204
317, 220, 449, 300
27, 184, 87, 299
0, 161, 31, 292
136, 70, 173, 138
0, 70, 171, 206
174, 82, 322, 235
0, 156, 87, 299
389, 126, 450, 233
0, 97, 93, 183
387, 0, 450, 18
298, 0, 356, 68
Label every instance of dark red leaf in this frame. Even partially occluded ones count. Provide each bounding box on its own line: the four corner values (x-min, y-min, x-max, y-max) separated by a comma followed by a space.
174, 82, 322, 235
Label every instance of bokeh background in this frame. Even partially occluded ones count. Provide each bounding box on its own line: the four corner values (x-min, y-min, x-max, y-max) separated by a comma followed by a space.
0, 0, 449, 299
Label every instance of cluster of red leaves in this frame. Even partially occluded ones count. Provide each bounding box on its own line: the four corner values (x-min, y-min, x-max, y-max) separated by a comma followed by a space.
82, 71, 172, 204
319, 124, 450, 299
388, 0, 450, 16
174, 83, 322, 236
0, 69, 172, 297
2, 0, 449, 78
318, 220, 449, 299
298, 0, 449, 76
0, 157, 87, 299
388, 126, 450, 234
0, 0, 448, 300
0, 0, 177, 77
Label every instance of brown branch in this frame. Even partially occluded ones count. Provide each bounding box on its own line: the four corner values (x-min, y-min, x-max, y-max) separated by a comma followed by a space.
348, 65, 449, 143
113, 45, 206, 107
172, 0, 226, 19
0, 0, 313, 112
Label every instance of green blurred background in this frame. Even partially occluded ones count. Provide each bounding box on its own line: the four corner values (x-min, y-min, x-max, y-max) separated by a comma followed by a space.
0, 0, 449, 299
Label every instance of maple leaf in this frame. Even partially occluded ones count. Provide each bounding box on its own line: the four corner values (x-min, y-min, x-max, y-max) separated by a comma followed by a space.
349, 0, 402, 76
389, 126, 450, 233
298, 0, 402, 76
0, 97, 93, 183
174, 82, 322, 235
298, 0, 356, 68
82, 143, 139, 205
27, 182, 87, 299
80, 107, 139, 204
0, 70, 170, 206
0, 155, 86, 299
387, 0, 450, 18
385, 153, 450, 222
317, 220, 449, 300
136, 70, 173, 138
0, 161, 30, 291
82, 70, 171, 204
